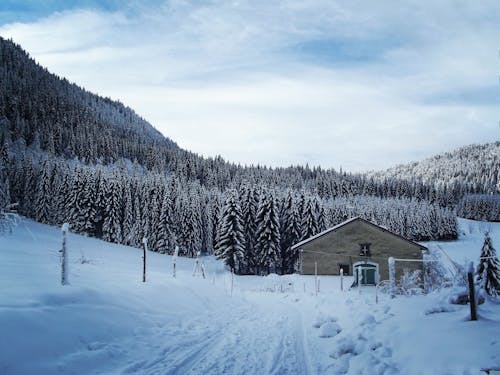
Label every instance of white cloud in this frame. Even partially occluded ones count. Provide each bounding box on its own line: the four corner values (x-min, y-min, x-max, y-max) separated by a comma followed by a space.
0, 1, 498, 171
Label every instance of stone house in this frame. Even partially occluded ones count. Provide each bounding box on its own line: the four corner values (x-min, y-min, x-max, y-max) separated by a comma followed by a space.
292, 217, 428, 285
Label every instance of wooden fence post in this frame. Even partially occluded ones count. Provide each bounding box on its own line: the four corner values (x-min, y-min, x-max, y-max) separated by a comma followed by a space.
468, 261, 477, 321
231, 268, 234, 297
314, 261, 318, 296
142, 237, 148, 283
340, 268, 344, 291
61, 223, 70, 286
388, 257, 395, 298
173, 246, 179, 278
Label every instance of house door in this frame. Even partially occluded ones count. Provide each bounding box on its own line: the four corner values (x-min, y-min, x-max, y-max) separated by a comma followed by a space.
354, 262, 378, 285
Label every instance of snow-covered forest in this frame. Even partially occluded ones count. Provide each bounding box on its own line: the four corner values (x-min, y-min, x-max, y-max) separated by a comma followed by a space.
0, 37, 498, 273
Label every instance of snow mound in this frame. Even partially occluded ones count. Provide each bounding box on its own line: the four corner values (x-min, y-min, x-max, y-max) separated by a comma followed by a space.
330, 337, 360, 359
360, 314, 376, 326
319, 322, 342, 338
313, 313, 338, 328
425, 304, 458, 315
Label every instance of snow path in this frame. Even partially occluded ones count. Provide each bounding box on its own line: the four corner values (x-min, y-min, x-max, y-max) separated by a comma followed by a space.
117, 301, 314, 375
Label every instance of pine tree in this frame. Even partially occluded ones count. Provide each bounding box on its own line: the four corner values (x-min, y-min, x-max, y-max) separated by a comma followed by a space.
241, 185, 258, 274
254, 193, 281, 275
215, 191, 245, 272
476, 232, 500, 296
156, 191, 177, 254
122, 180, 135, 246
67, 168, 86, 233
34, 159, 54, 224
300, 198, 318, 240
280, 193, 301, 274
0, 132, 10, 212
102, 174, 123, 244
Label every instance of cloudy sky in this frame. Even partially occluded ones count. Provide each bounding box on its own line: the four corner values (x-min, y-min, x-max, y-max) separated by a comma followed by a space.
0, 1, 498, 171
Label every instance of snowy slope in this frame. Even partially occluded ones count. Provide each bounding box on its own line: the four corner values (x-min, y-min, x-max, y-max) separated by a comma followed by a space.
1, 218, 500, 375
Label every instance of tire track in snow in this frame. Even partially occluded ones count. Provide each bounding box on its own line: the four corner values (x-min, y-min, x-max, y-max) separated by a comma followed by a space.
120, 301, 317, 375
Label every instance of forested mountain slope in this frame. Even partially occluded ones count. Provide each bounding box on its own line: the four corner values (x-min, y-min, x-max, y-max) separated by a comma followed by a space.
370, 142, 499, 195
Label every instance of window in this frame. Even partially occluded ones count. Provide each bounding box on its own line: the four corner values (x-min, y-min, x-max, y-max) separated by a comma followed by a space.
339, 264, 350, 275
359, 243, 371, 257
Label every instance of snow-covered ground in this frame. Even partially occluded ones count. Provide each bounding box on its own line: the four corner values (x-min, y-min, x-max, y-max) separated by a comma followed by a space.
1, 218, 499, 375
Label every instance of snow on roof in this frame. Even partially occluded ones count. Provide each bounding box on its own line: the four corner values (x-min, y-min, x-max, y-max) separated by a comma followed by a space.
291, 216, 427, 250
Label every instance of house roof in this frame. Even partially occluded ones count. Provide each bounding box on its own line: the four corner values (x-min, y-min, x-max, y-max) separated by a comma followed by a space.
291, 216, 428, 251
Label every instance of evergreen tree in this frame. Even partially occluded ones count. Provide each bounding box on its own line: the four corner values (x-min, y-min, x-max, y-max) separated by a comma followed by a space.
254, 193, 281, 275
280, 193, 301, 274
215, 191, 245, 272
0, 133, 10, 212
122, 180, 135, 246
241, 185, 258, 274
156, 191, 177, 254
102, 175, 123, 244
476, 232, 500, 296
300, 199, 318, 240
34, 159, 54, 224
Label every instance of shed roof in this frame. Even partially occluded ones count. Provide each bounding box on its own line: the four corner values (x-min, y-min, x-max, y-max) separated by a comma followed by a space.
291, 216, 428, 251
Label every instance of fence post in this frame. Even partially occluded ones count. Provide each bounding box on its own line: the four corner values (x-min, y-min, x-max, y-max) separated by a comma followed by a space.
467, 261, 477, 321
61, 223, 70, 286
142, 237, 148, 283
340, 268, 344, 291
314, 261, 318, 296
231, 268, 234, 297
388, 257, 395, 298
357, 267, 361, 294
172, 246, 179, 278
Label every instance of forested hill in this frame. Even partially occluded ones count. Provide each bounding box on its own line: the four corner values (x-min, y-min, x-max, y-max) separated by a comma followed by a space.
370, 142, 499, 195
0, 36, 495, 274
0, 37, 179, 168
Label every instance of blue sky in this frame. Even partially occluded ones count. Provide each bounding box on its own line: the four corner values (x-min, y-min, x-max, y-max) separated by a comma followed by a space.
0, 1, 499, 171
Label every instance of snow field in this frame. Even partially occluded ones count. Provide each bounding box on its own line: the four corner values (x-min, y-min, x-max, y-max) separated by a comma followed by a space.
0, 218, 499, 374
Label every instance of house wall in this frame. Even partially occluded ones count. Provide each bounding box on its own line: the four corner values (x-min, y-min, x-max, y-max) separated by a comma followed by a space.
299, 219, 425, 281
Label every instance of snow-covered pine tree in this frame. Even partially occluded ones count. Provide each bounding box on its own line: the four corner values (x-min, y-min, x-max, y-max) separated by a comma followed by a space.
0, 133, 10, 212
214, 191, 245, 273
300, 198, 318, 240
241, 185, 258, 274
81, 170, 101, 236
122, 179, 135, 246
200, 195, 213, 255
476, 232, 500, 296
315, 199, 327, 233
254, 192, 281, 275
156, 191, 177, 254
34, 159, 54, 224
177, 194, 202, 257
147, 185, 162, 252
67, 168, 86, 233
130, 192, 142, 247
102, 174, 123, 244
279, 192, 301, 274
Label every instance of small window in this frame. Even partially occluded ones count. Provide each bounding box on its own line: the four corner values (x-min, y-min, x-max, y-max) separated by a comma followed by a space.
339, 264, 350, 275
359, 243, 371, 257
